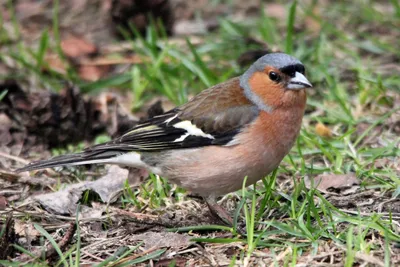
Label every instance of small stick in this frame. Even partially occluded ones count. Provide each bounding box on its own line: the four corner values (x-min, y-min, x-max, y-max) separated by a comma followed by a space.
16, 222, 76, 262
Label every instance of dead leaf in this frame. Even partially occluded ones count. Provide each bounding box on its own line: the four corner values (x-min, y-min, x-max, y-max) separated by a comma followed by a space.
78, 64, 109, 81
87, 165, 130, 202
264, 4, 286, 20
61, 35, 97, 58
14, 221, 40, 239
79, 205, 105, 220
32, 182, 83, 215
305, 173, 360, 194
129, 232, 192, 250
33, 165, 146, 215
315, 122, 332, 138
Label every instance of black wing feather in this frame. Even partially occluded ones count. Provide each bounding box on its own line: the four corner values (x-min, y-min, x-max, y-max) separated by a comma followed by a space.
85, 105, 258, 153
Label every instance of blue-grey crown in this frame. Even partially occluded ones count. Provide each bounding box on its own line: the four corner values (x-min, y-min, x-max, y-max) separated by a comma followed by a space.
252, 53, 302, 72
240, 53, 303, 86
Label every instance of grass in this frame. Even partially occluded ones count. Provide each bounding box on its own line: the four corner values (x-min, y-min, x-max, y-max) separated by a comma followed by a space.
1, 0, 399, 265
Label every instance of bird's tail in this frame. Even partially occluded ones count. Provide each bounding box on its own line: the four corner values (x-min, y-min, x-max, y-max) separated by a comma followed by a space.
16, 150, 120, 173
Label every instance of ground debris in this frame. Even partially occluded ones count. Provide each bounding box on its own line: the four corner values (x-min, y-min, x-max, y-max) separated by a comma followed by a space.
327, 190, 376, 209
31, 165, 145, 215
15, 222, 76, 263
112, 201, 214, 229
0, 214, 16, 260
0, 80, 137, 156
0, 169, 56, 187
304, 173, 360, 195
129, 231, 192, 249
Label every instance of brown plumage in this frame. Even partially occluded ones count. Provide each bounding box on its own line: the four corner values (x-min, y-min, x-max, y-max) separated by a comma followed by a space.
178, 77, 256, 136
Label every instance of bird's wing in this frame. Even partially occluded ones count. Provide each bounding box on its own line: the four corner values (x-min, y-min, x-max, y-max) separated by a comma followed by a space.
86, 77, 258, 153
16, 77, 259, 172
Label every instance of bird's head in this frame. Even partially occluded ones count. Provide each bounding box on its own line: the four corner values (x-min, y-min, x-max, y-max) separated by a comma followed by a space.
240, 53, 312, 112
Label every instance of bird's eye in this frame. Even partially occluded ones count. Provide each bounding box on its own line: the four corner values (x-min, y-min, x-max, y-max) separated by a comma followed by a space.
269, 72, 280, 82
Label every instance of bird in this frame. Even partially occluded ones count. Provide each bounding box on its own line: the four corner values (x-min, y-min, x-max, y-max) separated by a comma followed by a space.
17, 53, 312, 224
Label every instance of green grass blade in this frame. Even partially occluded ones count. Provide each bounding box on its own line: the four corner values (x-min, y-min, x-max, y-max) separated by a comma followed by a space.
36, 29, 49, 70
34, 223, 66, 266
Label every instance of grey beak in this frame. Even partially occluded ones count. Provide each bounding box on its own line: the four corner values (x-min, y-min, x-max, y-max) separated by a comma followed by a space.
287, 72, 312, 89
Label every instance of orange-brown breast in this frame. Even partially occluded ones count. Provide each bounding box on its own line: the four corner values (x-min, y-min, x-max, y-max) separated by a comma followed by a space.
237, 67, 307, 166
242, 93, 306, 160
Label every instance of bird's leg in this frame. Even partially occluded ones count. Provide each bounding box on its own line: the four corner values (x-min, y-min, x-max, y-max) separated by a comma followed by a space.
204, 196, 246, 235
203, 196, 234, 226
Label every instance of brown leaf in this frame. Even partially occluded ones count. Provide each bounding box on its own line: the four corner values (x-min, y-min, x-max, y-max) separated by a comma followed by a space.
305, 173, 360, 194
61, 35, 97, 58
315, 122, 332, 138
78, 65, 109, 81
264, 4, 286, 20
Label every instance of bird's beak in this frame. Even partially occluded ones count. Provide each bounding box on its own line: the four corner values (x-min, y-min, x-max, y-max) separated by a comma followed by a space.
287, 72, 312, 90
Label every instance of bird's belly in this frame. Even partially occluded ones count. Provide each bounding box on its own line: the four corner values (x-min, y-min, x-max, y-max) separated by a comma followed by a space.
157, 144, 284, 196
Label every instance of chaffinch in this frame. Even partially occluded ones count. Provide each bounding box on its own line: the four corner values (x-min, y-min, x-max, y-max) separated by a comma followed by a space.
17, 52, 311, 204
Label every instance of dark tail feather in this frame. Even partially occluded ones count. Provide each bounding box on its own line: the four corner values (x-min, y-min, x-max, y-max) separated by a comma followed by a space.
16, 151, 116, 173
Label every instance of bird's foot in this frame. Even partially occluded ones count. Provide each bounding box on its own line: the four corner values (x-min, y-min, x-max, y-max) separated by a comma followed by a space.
204, 197, 246, 236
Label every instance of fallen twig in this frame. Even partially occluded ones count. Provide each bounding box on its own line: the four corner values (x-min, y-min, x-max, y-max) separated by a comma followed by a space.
0, 152, 29, 164
112, 209, 174, 227
15, 222, 77, 262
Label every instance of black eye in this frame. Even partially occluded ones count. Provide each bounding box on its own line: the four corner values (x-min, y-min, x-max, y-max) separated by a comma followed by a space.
269, 71, 280, 82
